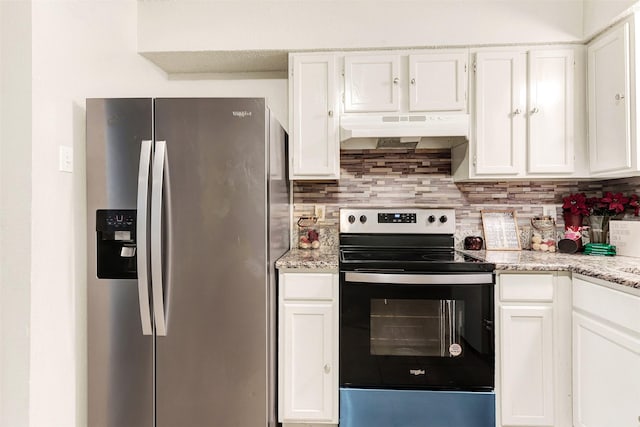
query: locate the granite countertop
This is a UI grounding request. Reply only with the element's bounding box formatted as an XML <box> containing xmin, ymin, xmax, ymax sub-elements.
<box><xmin>275</xmin><ymin>247</ymin><xmax>339</xmax><ymax>270</ymax></box>
<box><xmin>276</xmin><ymin>246</ymin><xmax>640</xmax><ymax>290</ymax></box>
<box><xmin>465</xmin><ymin>249</ymin><xmax>640</xmax><ymax>289</ymax></box>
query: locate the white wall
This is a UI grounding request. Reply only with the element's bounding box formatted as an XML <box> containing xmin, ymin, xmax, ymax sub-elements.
<box><xmin>584</xmin><ymin>0</ymin><xmax>640</xmax><ymax>39</ymax></box>
<box><xmin>26</xmin><ymin>2</ymin><xmax>286</xmax><ymax>426</ymax></box>
<box><xmin>138</xmin><ymin>0</ymin><xmax>585</xmax><ymax>53</ymax></box>
<box><xmin>0</xmin><ymin>1</ymin><xmax>32</xmax><ymax>427</ymax></box>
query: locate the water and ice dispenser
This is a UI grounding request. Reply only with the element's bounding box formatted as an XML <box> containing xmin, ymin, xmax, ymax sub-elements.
<box><xmin>96</xmin><ymin>209</ymin><xmax>137</xmax><ymax>279</ymax></box>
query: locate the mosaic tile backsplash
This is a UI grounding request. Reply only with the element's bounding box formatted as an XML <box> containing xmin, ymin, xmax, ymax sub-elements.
<box><xmin>293</xmin><ymin>149</ymin><xmax>640</xmax><ymax>247</ymax></box>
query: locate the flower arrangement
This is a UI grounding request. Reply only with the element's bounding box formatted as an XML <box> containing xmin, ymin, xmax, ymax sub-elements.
<box><xmin>561</xmin><ymin>192</ymin><xmax>589</xmax><ymax>215</ymax></box>
<box><xmin>562</xmin><ymin>192</ymin><xmax>639</xmax><ymax>217</ymax></box>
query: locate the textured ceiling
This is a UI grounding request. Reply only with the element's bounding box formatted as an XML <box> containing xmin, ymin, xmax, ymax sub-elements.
<box><xmin>140</xmin><ymin>50</ymin><xmax>289</xmax><ymax>77</ymax></box>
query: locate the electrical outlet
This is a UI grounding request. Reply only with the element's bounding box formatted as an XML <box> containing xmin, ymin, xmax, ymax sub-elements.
<box><xmin>542</xmin><ymin>205</ymin><xmax>556</xmax><ymax>218</ymax></box>
<box><xmin>314</xmin><ymin>205</ymin><xmax>326</xmax><ymax>221</ymax></box>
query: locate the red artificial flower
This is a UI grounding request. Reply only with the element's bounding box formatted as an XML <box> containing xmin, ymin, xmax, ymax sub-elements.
<box><xmin>601</xmin><ymin>191</ymin><xmax>629</xmax><ymax>214</ymax></box>
<box><xmin>629</xmin><ymin>194</ymin><xmax>640</xmax><ymax>216</ymax></box>
<box><xmin>562</xmin><ymin>192</ymin><xmax>589</xmax><ymax>215</ymax></box>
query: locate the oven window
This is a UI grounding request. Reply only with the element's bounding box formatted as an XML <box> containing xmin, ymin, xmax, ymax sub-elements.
<box><xmin>370</xmin><ymin>298</ymin><xmax>464</xmax><ymax>357</ymax></box>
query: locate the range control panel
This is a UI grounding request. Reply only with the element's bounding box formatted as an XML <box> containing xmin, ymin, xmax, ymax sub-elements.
<box><xmin>340</xmin><ymin>208</ymin><xmax>456</xmax><ymax>234</ymax></box>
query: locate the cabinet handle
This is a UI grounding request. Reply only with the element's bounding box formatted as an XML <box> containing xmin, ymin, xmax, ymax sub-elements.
<box><xmin>410</xmin><ymin>78</ymin><xmax>416</xmax><ymax>85</ymax></box>
<box><xmin>324</xmin><ymin>364</ymin><xmax>331</xmax><ymax>373</ymax></box>
<box><xmin>615</xmin><ymin>93</ymin><xmax>625</xmax><ymax>100</ymax></box>
<box><xmin>530</xmin><ymin>107</ymin><xmax>539</xmax><ymax>114</ymax></box>
<box><xmin>393</xmin><ymin>77</ymin><xmax>400</xmax><ymax>84</ymax></box>
<box><xmin>513</xmin><ymin>108</ymin><xmax>522</xmax><ymax>115</ymax></box>
<box><xmin>328</xmin><ymin>110</ymin><xmax>333</xmax><ymax>117</ymax></box>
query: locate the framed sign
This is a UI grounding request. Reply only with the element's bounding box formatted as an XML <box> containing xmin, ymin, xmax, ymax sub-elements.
<box><xmin>481</xmin><ymin>210</ymin><xmax>521</xmax><ymax>250</ymax></box>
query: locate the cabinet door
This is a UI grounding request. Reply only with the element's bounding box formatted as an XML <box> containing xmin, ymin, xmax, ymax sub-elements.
<box><xmin>528</xmin><ymin>49</ymin><xmax>575</xmax><ymax>174</ymax></box>
<box><xmin>474</xmin><ymin>51</ymin><xmax>527</xmax><ymax>175</ymax></box>
<box><xmin>289</xmin><ymin>54</ymin><xmax>340</xmax><ymax>180</ymax></box>
<box><xmin>587</xmin><ymin>23</ymin><xmax>632</xmax><ymax>174</ymax></box>
<box><xmin>344</xmin><ymin>54</ymin><xmax>400</xmax><ymax>112</ymax></box>
<box><xmin>280</xmin><ymin>302</ymin><xmax>336</xmax><ymax>423</ymax></box>
<box><xmin>573</xmin><ymin>312</ymin><xmax>640</xmax><ymax>427</ymax></box>
<box><xmin>500</xmin><ymin>306</ymin><xmax>555</xmax><ymax>426</ymax></box>
<box><xmin>409</xmin><ymin>52</ymin><xmax>468</xmax><ymax>112</ymax></box>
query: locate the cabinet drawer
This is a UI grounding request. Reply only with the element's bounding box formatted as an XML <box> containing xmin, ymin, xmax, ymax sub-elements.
<box><xmin>573</xmin><ymin>277</ymin><xmax>640</xmax><ymax>334</ymax></box>
<box><xmin>499</xmin><ymin>273</ymin><xmax>554</xmax><ymax>302</ymax></box>
<box><xmin>282</xmin><ymin>273</ymin><xmax>335</xmax><ymax>301</ymax></box>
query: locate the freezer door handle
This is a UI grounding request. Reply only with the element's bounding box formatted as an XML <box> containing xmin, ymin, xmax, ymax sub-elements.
<box><xmin>136</xmin><ymin>140</ymin><xmax>153</xmax><ymax>335</ymax></box>
<box><xmin>151</xmin><ymin>140</ymin><xmax>168</xmax><ymax>336</ymax></box>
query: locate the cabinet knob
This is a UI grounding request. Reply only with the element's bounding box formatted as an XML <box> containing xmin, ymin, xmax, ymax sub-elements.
<box><xmin>410</xmin><ymin>78</ymin><xmax>416</xmax><ymax>85</ymax></box>
<box><xmin>324</xmin><ymin>364</ymin><xmax>331</xmax><ymax>373</ymax></box>
<box><xmin>615</xmin><ymin>93</ymin><xmax>625</xmax><ymax>101</ymax></box>
<box><xmin>513</xmin><ymin>108</ymin><xmax>522</xmax><ymax>115</ymax></box>
<box><xmin>393</xmin><ymin>77</ymin><xmax>400</xmax><ymax>84</ymax></box>
<box><xmin>531</xmin><ymin>107</ymin><xmax>539</xmax><ymax>114</ymax></box>
<box><xmin>328</xmin><ymin>110</ymin><xmax>333</xmax><ymax>117</ymax></box>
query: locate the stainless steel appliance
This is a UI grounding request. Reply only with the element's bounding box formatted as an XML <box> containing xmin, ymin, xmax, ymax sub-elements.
<box><xmin>338</xmin><ymin>208</ymin><xmax>495</xmax><ymax>427</ymax></box>
<box><xmin>86</xmin><ymin>98</ymin><xmax>289</xmax><ymax>427</ymax></box>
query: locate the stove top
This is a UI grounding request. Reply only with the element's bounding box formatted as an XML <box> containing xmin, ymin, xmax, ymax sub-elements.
<box><xmin>339</xmin><ymin>208</ymin><xmax>495</xmax><ymax>273</ymax></box>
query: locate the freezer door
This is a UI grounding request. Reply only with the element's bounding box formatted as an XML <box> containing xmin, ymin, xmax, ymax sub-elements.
<box><xmin>154</xmin><ymin>98</ymin><xmax>274</xmax><ymax>426</ymax></box>
<box><xmin>86</xmin><ymin>98</ymin><xmax>154</xmax><ymax>427</ymax></box>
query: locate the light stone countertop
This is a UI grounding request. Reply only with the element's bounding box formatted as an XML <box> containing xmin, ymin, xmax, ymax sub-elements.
<box><xmin>275</xmin><ymin>247</ymin><xmax>339</xmax><ymax>271</ymax></box>
<box><xmin>464</xmin><ymin>249</ymin><xmax>640</xmax><ymax>289</ymax></box>
<box><xmin>275</xmin><ymin>246</ymin><xmax>640</xmax><ymax>290</ymax></box>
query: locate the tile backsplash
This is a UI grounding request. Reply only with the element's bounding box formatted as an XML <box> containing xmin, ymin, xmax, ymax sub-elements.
<box><xmin>293</xmin><ymin>149</ymin><xmax>640</xmax><ymax>244</ymax></box>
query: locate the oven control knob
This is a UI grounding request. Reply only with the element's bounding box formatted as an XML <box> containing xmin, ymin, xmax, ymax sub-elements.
<box><xmin>439</xmin><ymin>215</ymin><xmax>448</xmax><ymax>223</ymax></box>
<box><xmin>359</xmin><ymin>215</ymin><xmax>367</xmax><ymax>224</ymax></box>
<box><xmin>428</xmin><ymin>215</ymin><xmax>436</xmax><ymax>223</ymax></box>
<box><xmin>348</xmin><ymin>215</ymin><xmax>356</xmax><ymax>224</ymax></box>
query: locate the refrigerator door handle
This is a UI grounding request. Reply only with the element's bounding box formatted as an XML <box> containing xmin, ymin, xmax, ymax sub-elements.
<box><xmin>151</xmin><ymin>140</ymin><xmax>168</xmax><ymax>336</ymax></box>
<box><xmin>136</xmin><ymin>140</ymin><xmax>153</xmax><ymax>336</ymax></box>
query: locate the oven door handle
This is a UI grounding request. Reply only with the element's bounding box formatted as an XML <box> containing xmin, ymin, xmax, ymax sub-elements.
<box><xmin>344</xmin><ymin>272</ymin><xmax>493</xmax><ymax>285</ymax></box>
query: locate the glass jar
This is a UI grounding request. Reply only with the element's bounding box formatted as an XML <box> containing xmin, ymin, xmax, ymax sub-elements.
<box><xmin>530</xmin><ymin>216</ymin><xmax>557</xmax><ymax>252</ymax></box>
<box><xmin>297</xmin><ymin>216</ymin><xmax>320</xmax><ymax>249</ymax></box>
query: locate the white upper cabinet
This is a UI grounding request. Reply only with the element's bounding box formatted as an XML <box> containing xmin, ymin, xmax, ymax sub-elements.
<box><xmin>587</xmin><ymin>20</ymin><xmax>637</xmax><ymax>175</ymax></box>
<box><xmin>454</xmin><ymin>46</ymin><xmax>582</xmax><ymax>181</ymax></box>
<box><xmin>344</xmin><ymin>54</ymin><xmax>401</xmax><ymax>112</ymax></box>
<box><xmin>289</xmin><ymin>53</ymin><xmax>340</xmax><ymax>180</ymax></box>
<box><xmin>409</xmin><ymin>52</ymin><xmax>468</xmax><ymax>112</ymax></box>
<box><xmin>528</xmin><ymin>49</ymin><xmax>575</xmax><ymax>174</ymax></box>
<box><xmin>473</xmin><ymin>51</ymin><xmax>527</xmax><ymax>176</ymax></box>
<box><xmin>343</xmin><ymin>50</ymin><xmax>469</xmax><ymax>114</ymax></box>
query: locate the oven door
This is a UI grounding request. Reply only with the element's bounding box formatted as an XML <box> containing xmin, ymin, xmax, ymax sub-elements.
<box><xmin>340</xmin><ymin>271</ymin><xmax>494</xmax><ymax>391</ymax></box>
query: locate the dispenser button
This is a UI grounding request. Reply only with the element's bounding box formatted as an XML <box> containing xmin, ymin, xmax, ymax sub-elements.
<box><xmin>120</xmin><ymin>246</ymin><xmax>136</xmax><ymax>257</ymax></box>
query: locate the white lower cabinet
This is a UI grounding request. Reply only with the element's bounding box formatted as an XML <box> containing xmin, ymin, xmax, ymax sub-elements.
<box><xmin>496</xmin><ymin>272</ymin><xmax>572</xmax><ymax>427</ymax></box>
<box><xmin>572</xmin><ymin>275</ymin><xmax>640</xmax><ymax>427</ymax></box>
<box><xmin>278</xmin><ymin>271</ymin><xmax>339</xmax><ymax>426</ymax></box>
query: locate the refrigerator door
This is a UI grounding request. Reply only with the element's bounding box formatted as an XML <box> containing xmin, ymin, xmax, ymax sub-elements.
<box><xmin>153</xmin><ymin>98</ymin><xmax>276</xmax><ymax>426</ymax></box>
<box><xmin>86</xmin><ymin>98</ymin><xmax>154</xmax><ymax>427</ymax></box>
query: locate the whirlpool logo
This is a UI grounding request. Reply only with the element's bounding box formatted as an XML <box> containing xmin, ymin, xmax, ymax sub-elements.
<box><xmin>232</xmin><ymin>111</ymin><xmax>252</xmax><ymax>118</ymax></box>
<box><xmin>409</xmin><ymin>369</ymin><xmax>426</xmax><ymax>376</ymax></box>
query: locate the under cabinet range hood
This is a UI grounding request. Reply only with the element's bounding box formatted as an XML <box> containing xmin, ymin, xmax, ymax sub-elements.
<box><xmin>340</xmin><ymin>114</ymin><xmax>469</xmax><ymax>149</ymax></box>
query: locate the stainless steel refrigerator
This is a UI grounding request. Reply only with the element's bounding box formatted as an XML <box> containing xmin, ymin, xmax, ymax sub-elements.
<box><xmin>86</xmin><ymin>98</ymin><xmax>290</xmax><ymax>427</ymax></box>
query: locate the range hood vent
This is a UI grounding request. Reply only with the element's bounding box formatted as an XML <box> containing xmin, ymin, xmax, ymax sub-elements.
<box><xmin>340</xmin><ymin>114</ymin><xmax>470</xmax><ymax>142</ymax></box>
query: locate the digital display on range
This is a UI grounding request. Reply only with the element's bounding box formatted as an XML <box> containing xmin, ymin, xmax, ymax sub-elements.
<box><xmin>378</xmin><ymin>213</ymin><xmax>417</xmax><ymax>223</ymax></box>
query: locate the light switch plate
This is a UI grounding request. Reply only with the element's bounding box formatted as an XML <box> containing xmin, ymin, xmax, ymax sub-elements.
<box><xmin>59</xmin><ymin>145</ymin><xmax>73</xmax><ymax>173</ymax></box>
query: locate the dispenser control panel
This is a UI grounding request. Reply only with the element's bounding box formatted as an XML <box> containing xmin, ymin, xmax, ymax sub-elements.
<box><xmin>96</xmin><ymin>209</ymin><xmax>137</xmax><ymax>279</ymax></box>
<box><xmin>97</xmin><ymin>210</ymin><xmax>136</xmax><ymax>231</ymax></box>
